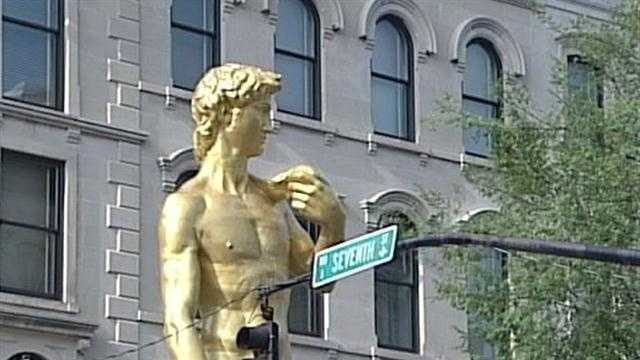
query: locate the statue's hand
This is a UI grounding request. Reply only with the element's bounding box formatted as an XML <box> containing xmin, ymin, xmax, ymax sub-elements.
<box><xmin>270</xmin><ymin>165</ymin><xmax>345</xmax><ymax>230</ymax></box>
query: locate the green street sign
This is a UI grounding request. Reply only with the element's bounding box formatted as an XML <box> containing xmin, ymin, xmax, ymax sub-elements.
<box><xmin>312</xmin><ymin>225</ymin><xmax>398</xmax><ymax>288</ymax></box>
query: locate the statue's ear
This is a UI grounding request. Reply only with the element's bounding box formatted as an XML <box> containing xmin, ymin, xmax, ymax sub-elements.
<box><xmin>224</xmin><ymin>107</ymin><xmax>242</xmax><ymax>132</ymax></box>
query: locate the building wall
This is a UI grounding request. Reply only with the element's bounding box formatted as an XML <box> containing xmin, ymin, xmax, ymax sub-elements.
<box><xmin>0</xmin><ymin>1</ymin><xmax>615</xmax><ymax>360</ymax></box>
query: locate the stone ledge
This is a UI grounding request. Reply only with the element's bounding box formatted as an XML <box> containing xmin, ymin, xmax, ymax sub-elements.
<box><xmin>0</xmin><ymin>311</ymin><xmax>97</xmax><ymax>339</ymax></box>
<box><xmin>0</xmin><ymin>99</ymin><xmax>148</xmax><ymax>143</ymax></box>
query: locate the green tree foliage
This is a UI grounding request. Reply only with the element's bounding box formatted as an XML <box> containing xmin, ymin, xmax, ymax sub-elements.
<box><xmin>435</xmin><ymin>1</ymin><xmax>640</xmax><ymax>359</ymax></box>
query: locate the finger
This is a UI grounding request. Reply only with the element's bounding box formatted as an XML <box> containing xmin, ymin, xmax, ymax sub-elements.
<box><xmin>289</xmin><ymin>168</ymin><xmax>329</xmax><ymax>186</ymax></box>
<box><xmin>290</xmin><ymin>192</ymin><xmax>311</xmax><ymax>203</ymax></box>
<box><xmin>291</xmin><ymin>199</ymin><xmax>307</xmax><ymax>210</ymax></box>
<box><xmin>287</xmin><ymin>182</ymin><xmax>316</xmax><ymax>195</ymax></box>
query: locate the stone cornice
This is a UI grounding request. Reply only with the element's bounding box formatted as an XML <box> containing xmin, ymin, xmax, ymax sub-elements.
<box><xmin>0</xmin><ymin>99</ymin><xmax>148</xmax><ymax>144</ymax></box>
<box><xmin>0</xmin><ymin>311</ymin><xmax>98</xmax><ymax>338</ymax></box>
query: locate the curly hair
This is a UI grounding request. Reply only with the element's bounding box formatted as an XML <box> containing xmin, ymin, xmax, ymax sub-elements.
<box><xmin>191</xmin><ymin>63</ymin><xmax>281</xmax><ymax>162</ymax></box>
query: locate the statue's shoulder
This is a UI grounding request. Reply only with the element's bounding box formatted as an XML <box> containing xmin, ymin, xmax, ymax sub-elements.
<box><xmin>249</xmin><ymin>174</ymin><xmax>287</xmax><ymax>204</ymax></box>
<box><xmin>161</xmin><ymin>189</ymin><xmax>206</xmax><ymax>222</ymax></box>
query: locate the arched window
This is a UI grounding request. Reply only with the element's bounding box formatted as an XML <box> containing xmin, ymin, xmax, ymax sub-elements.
<box><xmin>371</xmin><ymin>16</ymin><xmax>414</xmax><ymax>141</ymax></box>
<box><xmin>275</xmin><ymin>0</ymin><xmax>320</xmax><ymax>119</ymax></box>
<box><xmin>462</xmin><ymin>39</ymin><xmax>501</xmax><ymax>157</ymax></box>
<box><xmin>461</xmin><ymin>211</ymin><xmax>507</xmax><ymax>360</ymax></box>
<box><xmin>9</xmin><ymin>353</ymin><xmax>47</xmax><ymax>360</ymax></box>
<box><xmin>375</xmin><ymin>211</ymin><xmax>418</xmax><ymax>351</ymax></box>
<box><xmin>288</xmin><ymin>215</ymin><xmax>323</xmax><ymax>336</ymax></box>
<box><xmin>171</xmin><ymin>0</ymin><xmax>220</xmax><ymax>90</ymax></box>
<box><xmin>175</xmin><ymin>169</ymin><xmax>198</xmax><ymax>190</ymax></box>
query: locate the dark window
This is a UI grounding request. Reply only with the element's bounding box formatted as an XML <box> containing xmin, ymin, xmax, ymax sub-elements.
<box><xmin>371</xmin><ymin>16</ymin><xmax>414</xmax><ymax>141</ymax></box>
<box><xmin>375</xmin><ymin>211</ymin><xmax>419</xmax><ymax>352</ymax></box>
<box><xmin>463</xmin><ymin>212</ymin><xmax>508</xmax><ymax>360</ymax></box>
<box><xmin>567</xmin><ymin>55</ymin><xmax>603</xmax><ymax>107</ymax></box>
<box><xmin>171</xmin><ymin>0</ymin><xmax>219</xmax><ymax>90</ymax></box>
<box><xmin>9</xmin><ymin>353</ymin><xmax>47</xmax><ymax>360</ymax></box>
<box><xmin>275</xmin><ymin>0</ymin><xmax>320</xmax><ymax>119</ymax></box>
<box><xmin>175</xmin><ymin>169</ymin><xmax>198</xmax><ymax>190</ymax></box>
<box><xmin>463</xmin><ymin>39</ymin><xmax>501</xmax><ymax>157</ymax></box>
<box><xmin>2</xmin><ymin>0</ymin><xmax>63</xmax><ymax>109</ymax></box>
<box><xmin>288</xmin><ymin>216</ymin><xmax>323</xmax><ymax>336</ymax></box>
<box><xmin>0</xmin><ymin>149</ymin><xmax>64</xmax><ymax>299</ymax></box>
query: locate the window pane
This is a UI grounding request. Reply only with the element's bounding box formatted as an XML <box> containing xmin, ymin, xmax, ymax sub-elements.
<box><xmin>275</xmin><ymin>53</ymin><xmax>314</xmax><ymax>116</ymax></box>
<box><xmin>172</xmin><ymin>0</ymin><xmax>214</xmax><ymax>31</ymax></box>
<box><xmin>2</xmin><ymin>22</ymin><xmax>58</xmax><ymax>107</ymax></box>
<box><xmin>375</xmin><ymin>250</ymin><xmax>414</xmax><ymax>284</ymax></box>
<box><xmin>375</xmin><ymin>282</ymin><xmax>415</xmax><ymax>350</ymax></box>
<box><xmin>465</xmin><ymin>42</ymin><xmax>499</xmax><ymax>101</ymax></box>
<box><xmin>0</xmin><ymin>224</ymin><xmax>50</xmax><ymax>295</ymax></box>
<box><xmin>463</xmin><ymin>99</ymin><xmax>496</xmax><ymax>157</ymax></box>
<box><xmin>568</xmin><ymin>59</ymin><xmax>598</xmax><ymax>103</ymax></box>
<box><xmin>288</xmin><ymin>284</ymin><xmax>311</xmax><ymax>333</ymax></box>
<box><xmin>3</xmin><ymin>0</ymin><xmax>59</xmax><ymax>29</ymax></box>
<box><xmin>172</xmin><ymin>28</ymin><xmax>213</xmax><ymax>89</ymax></box>
<box><xmin>372</xmin><ymin>19</ymin><xmax>408</xmax><ymax>80</ymax></box>
<box><xmin>0</xmin><ymin>151</ymin><xmax>56</xmax><ymax>227</ymax></box>
<box><xmin>288</xmin><ymin>217</ymin><xmax>322</xmax><ymax>336</ymax></box>
<box><xmin>372</xmin><ymin>76</ymin><xmax>407</xmax><ymax>138</ymax></box>
<box><xmin>276</xmin><ymin>0</ymin><xmax>315</xmax><ymax>57</ymax></box>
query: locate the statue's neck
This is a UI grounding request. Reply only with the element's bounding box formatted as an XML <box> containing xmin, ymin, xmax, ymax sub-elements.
<box><xmin>201</xmin><ymin>142</ymin><xmax>249</xmax><ymax>195</ymax></box>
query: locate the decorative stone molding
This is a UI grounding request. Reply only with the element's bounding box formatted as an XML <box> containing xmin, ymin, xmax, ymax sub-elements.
<box><xmin>367</xmin><ymin>133</ymin><xmax>377</xmax><ymax>155</ymax></box>
<box><xmin>455</xmin><ymin>208</ymin><xmax>500</xmax><ymax>223</ymax></box>
<box><xmin>0</xmin><ymin>311</ymin><xmax>97</xmax><ymax>339</ymax></box>
<box><xmin>360</xmin><ymin>189</ymin><xmax>430</xmax><ymax>231</ymax></box>
<box><xmin>157</xmin><ymin>147</ymin><xmax>199</xmax><ymax>193</ymax></box>
<box><xmin>450</xmin><ymin>16</ymin><xmax>527</xmax><ymax>77</ymax></box>
<box><xmin>66</xmin><ymin>128</ymin><xmax>81</xmax><ymax>144</ymax></box>
<box><xmin>555</xmin><ymin>33</ymin><xmax>582</xmax><ymax>59</ymax></box>
<box><xmin>105</xmin><ymin>1</ymin><xmax>142</xmax><ymax>343</ymax></box>
<box><xmin>419</xmin><ymin>153</ymin><xmax>430</xmax><ymax>167</ymax></box>
<box><xmin>323</xmin><ymin>132</ymin><xmax>335</xmax><ymax>146</ymax></box>
<box><xmin>358</xmin><ymin>0</ymin><xmax>438</xmax><ymax>60</ymax></box>
<box><xmin>262</xmin><ymin>0</ymin><xmax>343</xmax><ymax>37</ymax></box>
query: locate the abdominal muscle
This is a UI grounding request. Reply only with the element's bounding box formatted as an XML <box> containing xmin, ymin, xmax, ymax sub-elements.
<box><xmin>197</xmin><ymin>261</ymin><xmax>291</xmax><ymax>358</ymax></box>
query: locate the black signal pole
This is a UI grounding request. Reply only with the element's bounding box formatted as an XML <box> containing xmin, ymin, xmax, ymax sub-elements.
<box><xmin>397</xmin><ymin>233</ymin><xmax>640</xmax><ymax>267</ymax></box>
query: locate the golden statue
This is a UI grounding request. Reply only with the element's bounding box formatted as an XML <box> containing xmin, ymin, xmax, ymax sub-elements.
<box><xmin>159</xmin><ymin>63</ymin><xmax>346</xmax><ymax>360</ymax></box>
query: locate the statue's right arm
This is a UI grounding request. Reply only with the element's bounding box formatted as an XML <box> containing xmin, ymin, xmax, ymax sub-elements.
<box><xmin>159</xmin><ymin>193</ymin><xmax>207</xmax><ymax>360</ymax></box>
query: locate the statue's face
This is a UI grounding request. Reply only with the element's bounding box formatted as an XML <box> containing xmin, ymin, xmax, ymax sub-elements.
<box><xmin>225</xmin><ymin>96</ymin><xmax>272</xmax><ymax>158</ymax></box>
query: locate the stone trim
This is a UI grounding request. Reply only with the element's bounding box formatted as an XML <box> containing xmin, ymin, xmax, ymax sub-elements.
<box><xmin>157</xmin><ymin>147</ymin><xmax>199</xmax><ymax>192</ymax></box>
<box><xmin>0</xmin><ymin>133</ymin><xmax>81</xmax><ymax>317</ymax></box>
<box><xmin>358</xmin><ymin>0</ymin><xmax>438</xmax><ymax>61</ymax></box>
<box><xmin>455</xmin><ymin>208</ymin><xmax>500</xmax><ymax>223</ymax></box>
<box><xmin>360</xmin><ymin>189</ymin><xmax>429</xmax><ymax>231</ymax></box>
<box><xmin>261</xmin><ymin>0</ymin><xmax>343</xmax><ymax>37</ymax></box>
<box><xmin>0</xmin><ymin>311</ymin><xmax>97</xmax><ymax>339</ymax></box>
<box><xmin>450</xmin><ymin>16</ymin><xmax>527</xmax><ymax>77</ymax></box>
<box><xmin>0</xmin><ymin>99</ymin><xmax>148</xmax><ymax>143</ymax></box>
<box><xmin>104</xmin><ymin>1</ymin><xmax>142</xmax><ymax>346</ymax></box>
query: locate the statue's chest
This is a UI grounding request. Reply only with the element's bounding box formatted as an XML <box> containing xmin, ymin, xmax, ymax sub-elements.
<box><xmin>197</xmin><ymin>193</ymin><xmax>289</xmax><ymax>262</ymax></box>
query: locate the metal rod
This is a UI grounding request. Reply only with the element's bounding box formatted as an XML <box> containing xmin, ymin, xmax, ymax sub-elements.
<box><xmin>397</xmin><ymin>233</ymin><xmax>640</xmax><ymax>267</ymax></box>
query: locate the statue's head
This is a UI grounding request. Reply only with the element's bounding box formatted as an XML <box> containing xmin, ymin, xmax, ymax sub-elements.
<box><xmin>191</xmin><ymin>63</ymin><xmax>281</xmax><ymax>162</ymax></box>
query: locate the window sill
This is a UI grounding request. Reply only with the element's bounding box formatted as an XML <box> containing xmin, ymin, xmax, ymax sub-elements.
<box><xmin>138</xmin><ymin>81</ymin><xmax>193</xmax><ymax>101</ymax></box>
<box><xmin>289</xmin><ymin>333</ymin><xmax>341</xmax><ymax>351</ymax></box>
<box><xmin>0</xmin><ymin>310</ymin><xmax>97</xmax><ymax>339</ymax></box>
<box><xmin>276</xmin><ymin>111</ymin><xmax>332</xmax><ymax>133</ymax></box>
<box><xmin>0</xmin><ymin>98</ymin><xmax>148</xmax><ymax>143</ymax></box>
<box><xmin>374</xmin><ymin>346</ymin><xmax>422</xmax><ymax>360</ymax></box>
<box><xmin>0</xmin><ymin>291</ymin><xmax>78</xmax><ymax>314</ymax></box>
<box><xmin>461</xmin><ymin>152</ymin><xmax>494</xmax><ymax>168</ymax></box>
<box><xmin>369</xmin><ymin>133</ymin><xmax>422</xmax><ymax>153</ymax></box>
<box><xmin>0</xmin><ymin>292</ymin><xmax>97</xmax><ymax>338</ymax></box>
